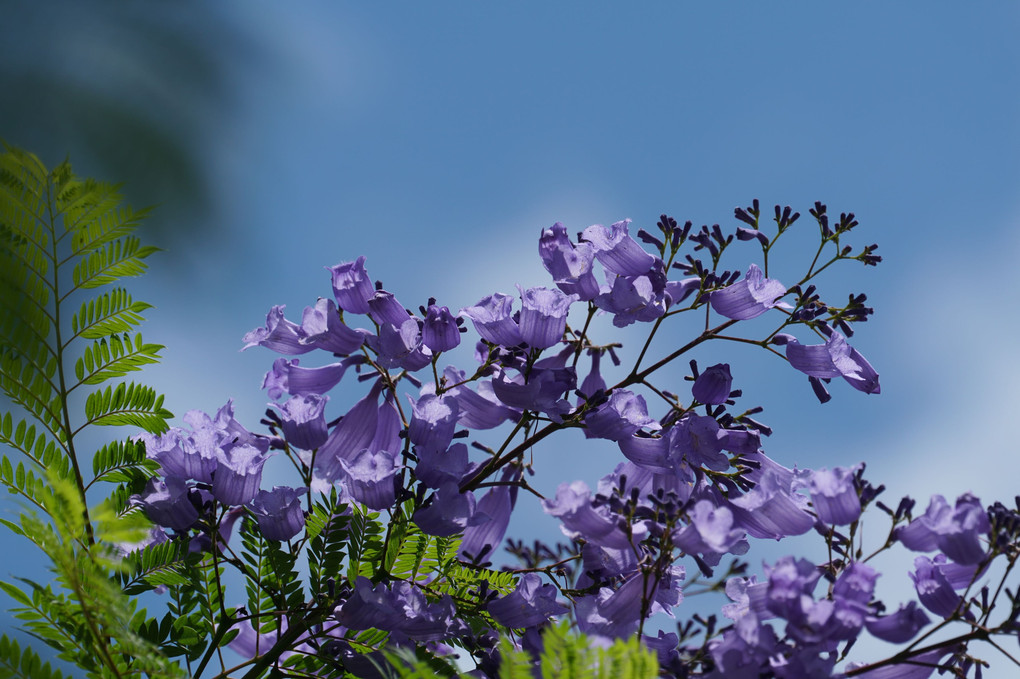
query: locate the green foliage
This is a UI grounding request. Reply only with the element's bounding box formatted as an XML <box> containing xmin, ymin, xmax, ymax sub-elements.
<box><xmin>496</xmin><ymin>622</ymin><xmax>658</xmax><ymax>679</ymax></box>
<box><xmin>346</xmin><ymin>504</ymin><xmax>386</xmax><ymax>582</ymax></box>
<box><xmin>0</xmin><ymin>144</ymin><xmax>177</xmax><ymax>677</ymax></box>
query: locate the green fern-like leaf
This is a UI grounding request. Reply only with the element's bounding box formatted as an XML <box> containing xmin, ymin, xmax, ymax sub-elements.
<box><xmin>0</xmin><ymin>633</ymin><xmax>73</xmax><ymax>679</ymax></box>
<box><xmin>83</xmin><ymin>381</ymin><xmax>172</xmax><ymax>433</ymax></box>
<box><xmin>0</xmin><ymin>145</ymin><xmax>178</xmax><ymax>678</ymax></box>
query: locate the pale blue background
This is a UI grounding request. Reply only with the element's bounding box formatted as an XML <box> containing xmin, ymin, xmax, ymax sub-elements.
<box><xmin>2</xmin><ymin>1</ymin><xmax>1019</xmax><ymax>673</ymax></box>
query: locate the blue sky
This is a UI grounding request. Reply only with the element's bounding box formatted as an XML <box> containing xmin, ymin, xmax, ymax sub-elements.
<box><xmin>4</xmin><ymin>1</ymin><xmax>1020</xmax><ymax>671</ymax></box>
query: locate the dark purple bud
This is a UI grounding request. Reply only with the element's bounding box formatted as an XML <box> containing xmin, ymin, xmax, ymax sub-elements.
<box><xmin>692</xmin><ymin>363</ymin><xmax>732</xmax><ymax>405</ymax></box>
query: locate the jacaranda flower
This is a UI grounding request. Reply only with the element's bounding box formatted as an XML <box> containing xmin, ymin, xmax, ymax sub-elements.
<box><xmin>710</xmin><ymin>263</ymin><xmax>787</xmax><ymax>320</ymax></box>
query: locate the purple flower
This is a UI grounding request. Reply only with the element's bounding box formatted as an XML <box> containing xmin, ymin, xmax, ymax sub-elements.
<box><xmin>315</xmin><ymin>384</ymin><xmax>383</xmax><ymax>482</ymax></box>
<box><xmin>487</xmin><ymin>573</ymin><xmax>568</xmax><ymax>628</ymax></box>
<box><xmin>339</xmin><ymin>449</ymin><xmax>400</xmax><ymax>510</ymax></box>
<box><xmin>728</xmin><ymin>469</ymin><xmax>815</xmax><ymax>540</ymax></box>
<box><xmin>408</xmin><ymin>393</ymin><xmax>459</xmax><ymax>454</ymax></box>
<box><xmin>250</xmin><ymin>486</ymin><xmax>306</xmax><ymax>541</ymax></box>
<box><xmin>538</xmin><ymin>222</ymin><xmax>600</xmax><ymax>301</ymax></box>
<box><xmin>439</xmin><ymin>367</ymin><xmax>515</xmax><ymax>430</ymax></box>
<box><xmin>273</xmin><ymin>394</ymin><xmax>329</xmax><ymax>450</ymax></box>
<box><xmin>710</xmin><ymin>263</ymin><xmax>787</xmax><ymax>320</ymax></box>
<box><xmin>692</xmin><ymin>363</ymin><xmax>733</xmax><ymax>405</ymax></box>
<box><xmin>133</xmin><ymin>477</ymin><xmax>199</xmax><ymax>531</ymax></box>
<box><xmin>807</xmin><ymin>465</ymin><xmax>862</xmax><ymax>526</ymax></box>
<box><xmin>327</xmin><ymin>256</ymin><xmax>374</xmax><ymax>315</ymax></box>
<box><xmin>896</xmin><ymin>493</ymin><xmax>990</xmax><ymax>565</ymax></box>
<box><xmin>584</xmin><ymin>390</ymin><xmax>659</xmax><ymax>441</ymax></box>
<box><xmin>373</xmin><ymin>318</ymin><xmax>432</xmax><ymax>371</ymax></box>
<box><xmin>413</xmin><ymin>482</ymin><xmax>476</xmax><ymax>537</ymax></box>
<box><xmin>542</xmin><ymin>481</ymin><xmax>631</xmax><ymax>550</ymax></box>
<box><xmin>517</xmin><ymin>286</ymin><xmax>576</xmax><ymax>349</ymax></box>
<box><xmin>422</xmin><ymin>304</ymin><xmax>461</xmax><ymax>352</ymax></box>
<box><xmin>778</xmin><ymin>329</ymin><xmax>881</xmax><ymax>395</ymax></box>
<box><xmin>864</xmin><ymin>601</ymin><xmax>930</xmax><ymax>644</ymax></box>
<box><xmin>491</xmin><ymin>365</ymin><xmax>576</xmax><ymax>419</ymax></box>
<box><xmin>460</xmin><ymin>293</ymin><xmax>523</xmax><ymax>347</ymax></box>
<box><xmin>674</xmin><ymin>414</ymin><xmax>729</xmax><ymax>472</ymax></box>
<box><xmin>415</xmin><ymin>441</ymin><xmax>472</xmax><ymax>489</ymax></box>
<box><xmin>593</xmin><ymin>271</ymin><xmax>668</xmax><ymax>327</ymax></box>
<box><xmin>672</xmin><ymin>499</ymin><xmax>748</xmax><ymax>565</ymax></box>
<box><xmin>581</xmin><ymin>219</ymin><xmax>657</xmax><ymax>276</ymax></box>
<box><xmin>458</xmin><ymin>475</ymin><xmax>515</xmax><ymax>562</ymax></box>
<box><xmin>241</xmin><ymin>305</ymin><xmax>314</xmax><ymax>355</ymax></box>
<box><xmin>298</xmin><ymin>298</ymin><xmax>365</xmax><ymax>354</ymax></box>
<box><xmin>335</xmin><ymin>576</ymin><xmax>407</xmax><ymax>631</ymax></box>
<box><xmin>213</xmin><ymin>443</ymin><xmax>272</xmax><ymax>506</ymax></box>
<box><xmin>909</xmin><ymin>554</ymin><xmax>966</xmax><ymax>618</ymax></box>
<box><xmin>365</xmin><ymin>289</ymin><xmax>410</xmax><ymax>327</ymax></box>
<box><xmin>261</xmin><ymin>357</ymin><xmax>354</xmax><ymax>400</ymax></box>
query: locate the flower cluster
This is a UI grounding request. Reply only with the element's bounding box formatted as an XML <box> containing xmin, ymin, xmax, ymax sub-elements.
<box><xmin>128</xmin><ymin>202</ymin><xmax>1019</xmax><ymax>678</ymax></box>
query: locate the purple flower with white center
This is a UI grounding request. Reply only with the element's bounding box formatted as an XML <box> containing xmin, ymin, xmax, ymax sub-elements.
<box><xmin>692</xmin><ymin>363</ymin><xmax>733</xmax><ymax>405</ymax></box>
<box><xmin>584</xmin><ymin>390</ymin><xmax>659</xmax><ymax>441</ymax></box>
<box><xmin>909</xmin><ymin>554</ymin><xmax>966</xmax><ymax>618</ymax></box>
<box><xmin>517</xmin><ymin>285</ymin><xmax>576</xmax><ymax>349</ymax></box>
<box><xmin>487</xmin><ymin>573</ymin><xmax>568</xmax><ymax>629</ymax></box>
<box><xmin>327</xmin><ymin>256</ymin><xmax>374</xmax><ymax>315</ymax></box>
<box><xmin>314</xmin><ymin>384</ymin><xmax>383</xmax><ymax>482</ymax></box>
<box><xmin>133</xmin><ymin>477</ymin><xmax>199</xmax><ymax>531</ymax></box>
<box><xmin>241</xmin><ymin>305</ymin><xmax>314</xmax><ymax>355</ymax></box>
<box><xmin>460</xmin><ymin>293</ymin><xmax>524</xmax><ymax>347</ymax></box>
<box><xmin>864</xmin><ymin>601</ymin><xmax>930</xmax><ymax>643</ymax></box>
<box><xmin>808</xmin><ymin>465</ymin><xmax>862</xmax><ymax>526</ymax></box>
<box><xmin>273</xmin><ymin>394</ymin><xmax>329</xmax><ymax>450</ymax></box>
<box><xmin>213</xmin><ymin>443</ymin><xmax>272</xmax><ymax>506</ymax></box>
<box><xmin>298</xmin><ymin>298</ymin><xmax>365</xmax><ymax>354</ymax></box>
<box><xmin>249</xmin><ymin>486</ymin><xmax>306</xmax><ymax>541</ymax></box>
<box><xmin>581</xmin><ymin>219</ymin><xmax>657</xmax><ymax>276</ymax></box>
<box><xmin>777</xmin><ymin>329</ymin><xmax>881</xmax><ymax>395</ymax></box>
<box><xmin>422</xmin><ymin>304</ymin><xmax>460</xmax><ymax>352</ymax></box>
<box><xmin>709</xmin><ymin>263</ymin><xmax>787</xmax><ymax>320</ymax></box>
<box><xmin>413</xmin><ymin>482</ymin><xmax>476</xmax><ymax>537</ymax></box>
<box><xmin>578</xmin><ymin>566</ymin><xmax>685</xmax><ymax>638</ymax></box>
<box><xmin>542</xmin><ymin>481</ymin><xmax>631</xmax><ymax>550</ymax></box>
<box><xmin>593</xmin><ymin>271</ymin><xmax>667</xmax><ymax>327</ymax></box>
<box><xmin>261</xmin><ymin>357</ymin><xmax>353</xmax><ymax>400</ymax></box>
<box><xmin>408</xmin><ymin>393</ymin><xmax>459</xmax><ymax>454</ymax></box>
<box><xmin>673</xmin><ymin>499</ymin><xmax>749</xmax><ymax>566</ymax></box>
<box><xmin>728</xmin><ymin>469</ymin><xmax>815</xmax><ymax>540</ymax></box>
<box><xmin>538</xmin><ymin>222</ymin><xmax>600</xmax><ymax>301</ymax></box>
<box><xmin>339</xmin><ymin>448</ymin><xmax>400</xmax><ymax>510</ymax></box>
<box><xmin>896</xmin><ymin>493</ymin><xmax>990</xmax><ymax>565</ymax></box>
